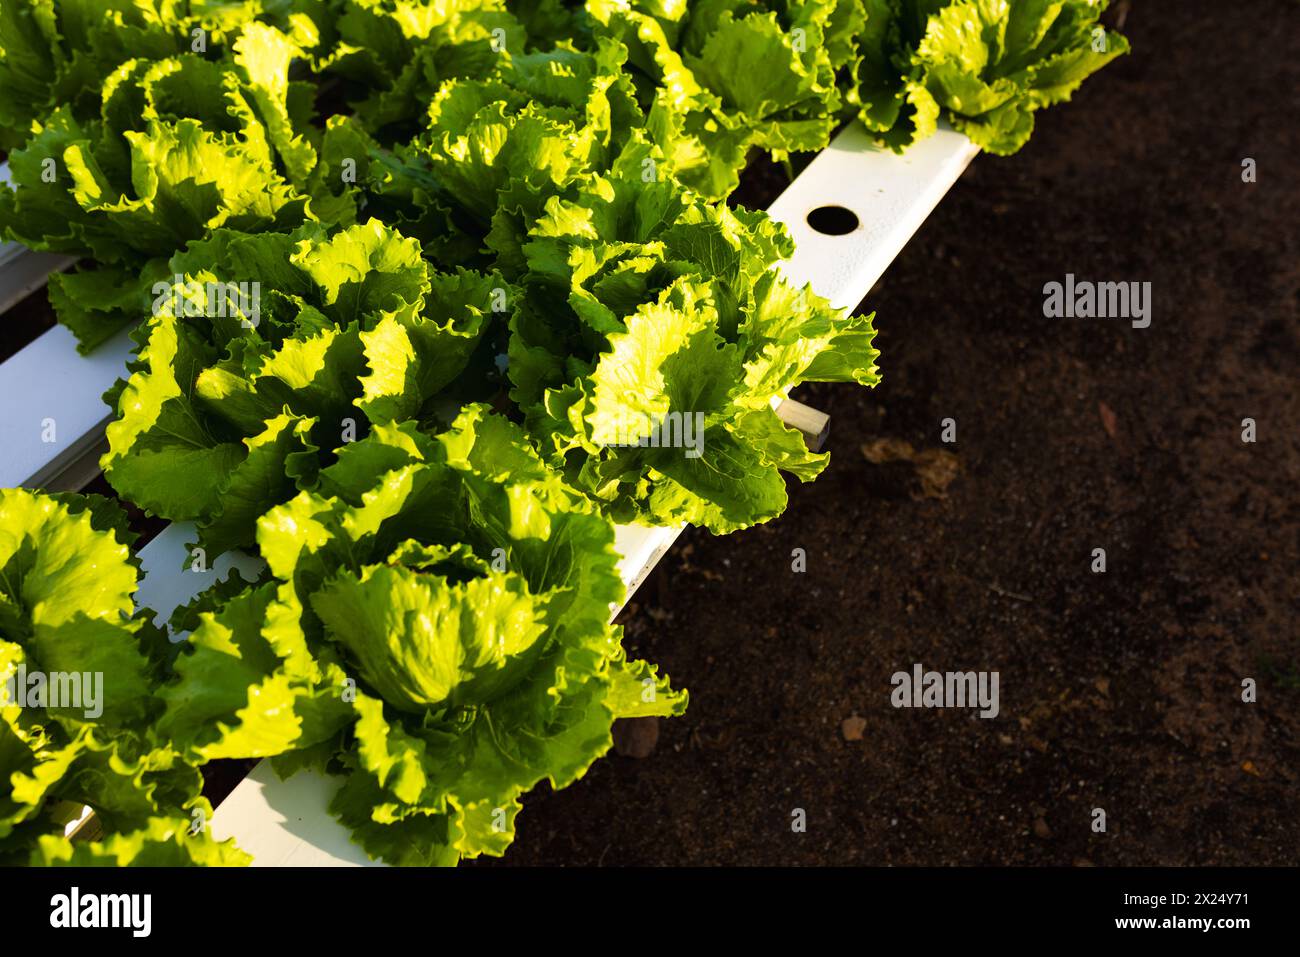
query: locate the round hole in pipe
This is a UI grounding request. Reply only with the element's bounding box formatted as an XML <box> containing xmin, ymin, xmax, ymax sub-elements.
<box><xmin>806</xmin><ymin>205</ymin><xmax>860</xmax><ymax>236</ymax></box>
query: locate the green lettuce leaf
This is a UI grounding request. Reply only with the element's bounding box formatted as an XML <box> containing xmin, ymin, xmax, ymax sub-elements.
<box><xmin>854</xmin><ymin>0</ymin><xmax>1128</xmax><ymax>153</ymax></box>
<box><xmin>102</xmin><ymin>220</ymin><xmax>504</xmax><ymax>556</ymax></box>
<box><xmin>33</xmin><ymin>815</ymin><xmax>251</xmax><ymax>866</ymax></box>
<box><xmin>158</xmin><ymin>406</ymin><xmax>684</xmax><ymax>865</ymax></box>
<box><xmin>0</xmin><ymin>489</ymin><xmax>243</xmax><ymax>867</ymax></box>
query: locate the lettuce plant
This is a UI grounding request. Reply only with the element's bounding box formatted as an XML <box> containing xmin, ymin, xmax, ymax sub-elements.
<box><xmin>318</xmin><ymin>0</ymin><xmax>528</xmax><ymax>134</ymax></box>
<box><xmin>584</xmin><ymin>0</ymin><xmax>867</xmax><ymax>198</ymax></box>
<box><xmin>0</xmin><ymin>489</ymin><xmax>247</xmax><ymax>866</ymax></box>
<box><xmin>508</xmin><ymin>135</ymin><xmax>879</xmax><ymax>531</ymax></box>
<box><xmin>853</xmin><ymin>0</ymin><xmax>1129</xmax><ymax>153</ymax></box>
<box><xmin>0</xmin><ymin>0</ymin><xmax>335</xmax><ymax>151</ymax></box>
<box><xmin>0</xmin><ymin>22</ymin><xmax>363</xmax><ymax>351</ymax></box>
<box><xmin>102</xmin><ymin>219</ymin><xmax>506</xmax><ymax>553</ymax></box>
<box><xmin>157</xmin><ymin>407</ymin><xmax>684</xmax><ymax>865</ymax></box>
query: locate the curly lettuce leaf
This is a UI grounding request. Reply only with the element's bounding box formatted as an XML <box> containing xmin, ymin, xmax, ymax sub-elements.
<box><xmin>854</xmin><ymin>0</ymin><xmax>1128</xmax><ymax>153</ymax></box>
<box><xmin>101</xmin><ymin>220</ymin><xmax>503</xmax><ymax>556</ymax></box>
<box><xmin>33</xmin><ymin>815</ymin><xmax>250</xmax><ymax>866</ymax></box>
<box><xmin>158</xmin><ymin>406</ymin><xmax>683</xmax><ymax>865</ymax></box>
<box><xmin>0</xmin><ymin>489</ymin><xmax>236</xmax><ymax>866</ymax></box>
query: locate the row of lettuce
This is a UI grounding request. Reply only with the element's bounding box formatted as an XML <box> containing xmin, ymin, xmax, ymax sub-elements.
<box><xmin>0</xmin><ymin>1</ymin><xmax>1130</xmax><ymax>191</ymax></box>
<box><xmin>0</xmin><ymin>0</ymin><xmax>1126</xmax><ymax>865</ymax></box>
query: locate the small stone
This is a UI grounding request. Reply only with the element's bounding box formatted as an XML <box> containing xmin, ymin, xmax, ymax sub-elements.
<box><xmin>841</xmin><ymin>715</ymin><xmax>867</xmax><ymax>741</ymax></box>
<box><xmin>1098</xmin><ymin>400</ymin><xmax>1119</xmax><ymax>440</ymax></box>
<box><xmin>612</xmin><ymin>717</ymin><xmax>660</xmax><ymax>758</ymax></box>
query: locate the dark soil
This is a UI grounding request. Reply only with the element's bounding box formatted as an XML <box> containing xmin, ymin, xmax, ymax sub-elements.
<box><xmin>477</xmin><ymin>0</ymin><xmax>1300</xmax><ymax>866</ymax></box>
<box><xmin>0</xmin><ymin>285</ymin><xmax>54</xmax><ymax>364</ymax></box>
